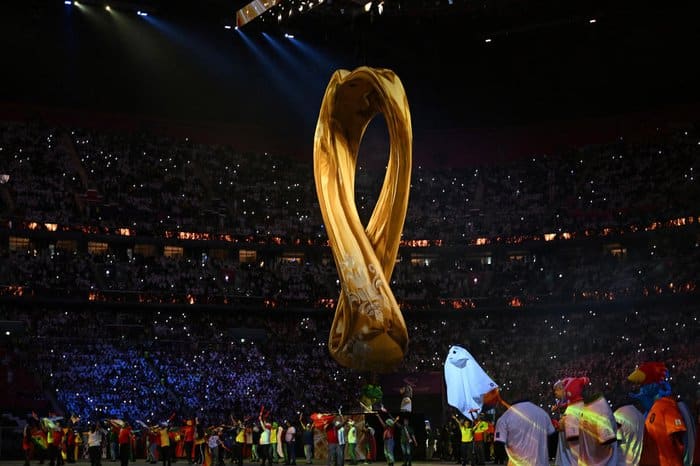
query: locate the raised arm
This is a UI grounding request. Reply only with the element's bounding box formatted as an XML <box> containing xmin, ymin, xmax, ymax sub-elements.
<box><xmin>299</xmin><ymin>415</ymin><xmax>310</xmax><ymax>431</ymax></box>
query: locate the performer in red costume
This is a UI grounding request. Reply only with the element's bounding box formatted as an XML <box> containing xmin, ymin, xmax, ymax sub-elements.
<box><xmin>552</xmin><ymin>377</ymin><xmax>588</xmax><ymax>466</ymax></box>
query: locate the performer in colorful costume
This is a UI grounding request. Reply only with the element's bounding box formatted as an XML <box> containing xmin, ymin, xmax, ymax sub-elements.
<box><xmin>399</xmin><ymin>384</ymin><xmax>413</xmax><ymax>413</ymax></box>
<box><xmin>552</xmin><ymin>377</ymin><xmax>588</xmax><ymax>466</ymax></box>
<box><xmin>578</xmin><ymin>386</ymin><xmax>621</xmax><ymax>466</ymax></box>
<box><xmin>627</xmin><ymin>361</ymin><xmax>695</xmax><ymax>466</ymax></box>
<box><xmin>359</xmin><ymin>384</ymin><xmax>383</xmax><ymax>413</ymax></box>
<box><xmin>444</xmin><ymin>345</ymin><xmax>554</xmax><ymax>466</ymax></box>
<box><xmin>444</xmin><ymin>345</ymin><xmax>498</xmax><ymax>416</ymax></box>
<box><xmin>613</xmin><ymin>400</ymin><xmax>645</xmax><ymax>466</ymax></box>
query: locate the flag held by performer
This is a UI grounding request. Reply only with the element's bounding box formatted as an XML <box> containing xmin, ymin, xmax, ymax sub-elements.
<box><xmin>310</xmin><ymin>413</ymin><xmax>336</xmax><ymax>429</ymax></box>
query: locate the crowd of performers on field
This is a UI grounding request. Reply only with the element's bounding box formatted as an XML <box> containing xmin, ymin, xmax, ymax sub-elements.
<box><xmin>20</xmin><ymin>405</ymin><xmax>391</xmax><ymax>466</ymax></box>
<box><xmin>21</xmin><ymin>359</ymin><xmax>700</xmax><ymax>466</ymax></box>
<box><xmin>22</xmin><ymin>409</ymin><xmax>308</xmax><ymax>466</ymax></box>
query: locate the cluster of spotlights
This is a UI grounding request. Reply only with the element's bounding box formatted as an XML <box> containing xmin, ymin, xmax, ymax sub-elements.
<box><xmin>280</xmin><ymin>0</ymin><xmax>321</xmax><ymax>22</ymax></box>
<box><xmin>64</xmin><ymin>0</ymin><xmax>598</xmax><ymax>37</ymax></box>
<box><xmin>63</xmin><ymin>1</ymin><xmax>149</xmax><ymax>16</ymax></box>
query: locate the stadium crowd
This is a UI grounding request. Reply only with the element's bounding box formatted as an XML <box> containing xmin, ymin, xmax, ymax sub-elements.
<box><xmin>1</xmin><ymin>121</ymin><xmax>699</xmax><ymax>309</ymax></box>
<box><xmin>1</xmin><ymin>120</ymin><xmax>698</xmax><ymax>241</ymax></box>
<box><xmin>1</xmin><ymin>299</ymin><xmax>698</xmax><ymax>427</ymax></box>
<box><xmin>0</xmin><ymin>119</ymin><xmax>698</xmax><ymax>464</ymax></box>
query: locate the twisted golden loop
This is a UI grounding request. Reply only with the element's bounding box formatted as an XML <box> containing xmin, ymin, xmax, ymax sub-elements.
<box><xmin>313</xmin><ymin>67</ymin><xmax>412</xmax><ymax>373</ymax></box>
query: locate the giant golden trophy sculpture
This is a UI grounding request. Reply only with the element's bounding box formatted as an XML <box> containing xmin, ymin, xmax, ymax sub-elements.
<box><xmin>313</xmin><ymin>67</ymin><xmax>412</xmax><ymax>373</ymax></box>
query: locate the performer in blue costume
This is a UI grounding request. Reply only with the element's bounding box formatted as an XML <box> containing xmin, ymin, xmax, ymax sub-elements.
<box><xmin>627</xmin><ymin>362</ymin><xmax>695</xmax><ymax>466</ymax></box>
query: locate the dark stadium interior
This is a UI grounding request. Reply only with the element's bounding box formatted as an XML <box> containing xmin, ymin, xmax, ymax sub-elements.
<box><xmin>1</xmin><ymin>0</ymin><xmax>699</xmax><ymax>465</ymax></box>
<box><xmin>3</xmin><ymin>0</ymin><xmax>700</xmax><ymax>159</ymax></box>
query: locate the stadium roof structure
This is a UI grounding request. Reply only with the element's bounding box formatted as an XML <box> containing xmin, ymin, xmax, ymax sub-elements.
<box><xmin>19</xmin><ymin>0</ymin><xmax>694</xmax><ymax>48</ymax></box>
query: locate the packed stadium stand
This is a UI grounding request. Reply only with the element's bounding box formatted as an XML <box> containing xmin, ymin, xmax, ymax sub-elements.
<box><xmin>1</xmin><ymin>121</ymin><xmax>698</xmax><ymax>457</ymax></box>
